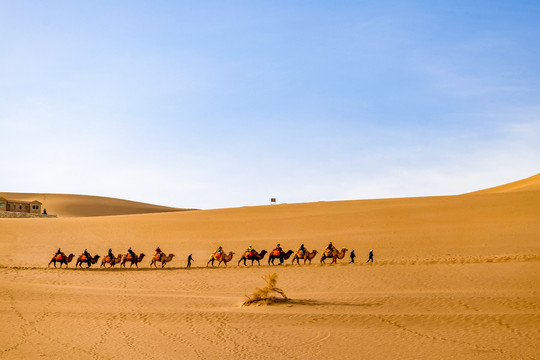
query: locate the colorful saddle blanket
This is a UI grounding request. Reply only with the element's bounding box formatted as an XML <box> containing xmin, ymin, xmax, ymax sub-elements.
<box><xmin>105</xmin><ymin>256</ymin><xmax>111</xmax><ymax>262</ymax></box>
<box><xmin>55</xmin><ymin>255</ymin><xmax>63</xmax><ymax>261</ymax></box>
<box><xmin>215</xmin><ymin>252</ymin><xmax>222</xmax><ymax>258</ymax></box>
<box><xmin>272</xmin><ymin>250</ymin><xmax>282</xmax><ymax>256</ymax></box>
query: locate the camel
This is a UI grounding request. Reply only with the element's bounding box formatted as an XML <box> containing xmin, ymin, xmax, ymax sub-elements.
<box><xmin>121</xmin><ymin>253</ymin><xmax>146</xmax><ymax>268</ymax></box>
<box><xmin>207</xmin><ymin>251</ymin><xmax>235</xmax><ymax>267</ymax></box>
<box><xmin>320</xmin><ymin>248</ymin><xmax>348</xmax><ymax>264</ymax></box>
<box><xmin>48</xmin><ymin>253</ymin><xmax>74</xmax><ymax>268</ymax></box>
<box><xmin>100</xmin><ymin>254</ymin><xmax>123</xmax><ymax>268</ymax></box>
<box><xmin>150</xmin><ymin>253</ymin><xmax>175</xmax><ymax>268</ymax></box>
<box><xmin>75</xmin><ymin>254</ymin><xmax>100</xmax><ymax>268</ymax></box>
<box><xmin>238</xmin><ymin>250</ymin><xmax>267</xmax><ymax>266</ymax></box>
<box><xmin>291</xmin><ymin>249</ymin><xmax>318</xmax><ymax>265</ymax></box>
<box><xmin>268</xmin><ymin>250</ymin><xmax>294</xmax><ymax>265</ymax></box>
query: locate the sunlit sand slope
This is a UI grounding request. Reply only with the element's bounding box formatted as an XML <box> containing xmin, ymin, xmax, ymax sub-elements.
<box><xmin>469</xmin><ymin>173</ymin><xmax>540</xmax><ymax>194</ymax></box>
<box><xmin>0</xmin><ymin>174</ymin><xmax>538</xmax><ymax>359</ymax></box>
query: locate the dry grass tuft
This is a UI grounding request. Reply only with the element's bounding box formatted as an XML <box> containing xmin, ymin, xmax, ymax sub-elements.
<box><xmin>243</xmin><ymin>273</ymin><xmax>288</xmax><ymax>306</ymax></box>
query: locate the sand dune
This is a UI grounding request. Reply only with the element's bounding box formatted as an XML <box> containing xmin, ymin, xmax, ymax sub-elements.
<box><xmin>0</xmin><ymin>192</ymin><xmax>188</xmax><ymax>217</ymax></box>
<box><xmin>468</xmin><ymin>172</ymin><xmax>540</xmax><ymax>194</ymax></box>
<box><xmin>1</xmin><ymin>174</ymin><xmax>539</xmax><ymax>359</ymax></box>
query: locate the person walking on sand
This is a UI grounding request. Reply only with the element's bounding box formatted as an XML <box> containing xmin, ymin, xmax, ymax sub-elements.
<box><xmin>187</xmin><ymin>254</ymin><xmax>194</xmax><ymax>268</ymax></box>
<box><xmin>366</xmin><ymin>249</ymin><xmax>374</xmax><ymax>263</ymax></box>
<box><xmin>349</xmin><ymin>250</ymin><xmax>356</xmax><ymax>264</ymax></box>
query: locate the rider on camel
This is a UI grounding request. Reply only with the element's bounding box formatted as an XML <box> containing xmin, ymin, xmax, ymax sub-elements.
<box><xmin>273</xmin><ymin>243</ymin><xmax>283</xmax><ymax>255</ymax></box>
<box><xmin>56</xmin><ymin>248</ymin><xmax>63</xmax><ymax>256</ymax></box>
<box><xmin>298</xmin><ymin>243</ymin><xmax>305</xmax><ymax>256</ymax></box>
<box><xmin>246</xmin><ymin>245</ymin><xmax>254</xmax><ymax>256</ymax></box>
<box><xmin>107</xmin><ymin>248</ymin><xmax>113</xmax><ymax>258</ymax></box>
<box><xmin>216</xmin><ymin>246</ymin><xmax>223</xmax><ymax>257</ymax></box>
<box><xmin>325</xmin><ymin>242</ymin><xmax>335</xmax><ymax>255</ymax></box>
<box><xmin>83</xmin><ymin>248</ymin><xmax>90</xmax><ymax>259</ymax></box>
<box><xmin>127</xmin><ymin>247</ymin><xmax>135</xmax><ymax>259</ymax></box>
<box><xmin>155</xmin><ymin>246</ymin><xmax>162</xmax><ymax>260</ymax></box>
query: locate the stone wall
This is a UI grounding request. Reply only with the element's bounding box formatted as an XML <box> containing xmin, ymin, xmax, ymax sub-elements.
<box><xmin>0</xmin><ymin>211</ymin><xmax>57</xmax><ymax>219</ymax></box>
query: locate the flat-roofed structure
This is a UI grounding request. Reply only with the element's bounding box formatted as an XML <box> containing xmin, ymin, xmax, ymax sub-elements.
<box><xmin>0</xmin><ymin>197</ymin><xmax>42</xmax><ymax>214</ymax></box>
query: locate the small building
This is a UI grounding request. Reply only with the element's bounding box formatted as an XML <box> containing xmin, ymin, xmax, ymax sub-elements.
<box><xmin>0</xmin><ymin>197</ymin><xmax>42</xmax><ymax>214</ymax></box>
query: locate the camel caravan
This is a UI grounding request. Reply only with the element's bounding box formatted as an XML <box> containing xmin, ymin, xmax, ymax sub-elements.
<box><xmin>48</xmin><ymin>242</ymin><xmax>369</xmax><ymax>269</ymax></box>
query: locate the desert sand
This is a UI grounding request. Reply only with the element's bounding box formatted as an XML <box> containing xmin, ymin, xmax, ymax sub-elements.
<box><xmin>1</xmin><ymin>174</ymin><xmax>539</xmax><ymax>359</ymax></box>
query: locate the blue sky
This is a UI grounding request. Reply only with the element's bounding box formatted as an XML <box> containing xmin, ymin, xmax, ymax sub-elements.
<box><xmin>1</xmin><ymin>1</ymin><xmax>539</xmax><ymax>209</ymax></box>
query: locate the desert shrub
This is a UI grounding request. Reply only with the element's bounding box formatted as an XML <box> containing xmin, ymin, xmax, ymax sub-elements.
<box><xmin>242</xmin><ymin>273</ymin><xmax>288</xmax><ymax>306</ymax></box>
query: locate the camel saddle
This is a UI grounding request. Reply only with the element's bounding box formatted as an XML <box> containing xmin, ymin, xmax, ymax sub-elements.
<box><xmin>324</xmin><ymin>249</ymin><xmax>333</xmax><ymax>257</ymax></box>
<box><xmin>81</xmin><ymin>255</ymin><xmax>87</xmax><ymax>261</ymax></box>
<box><xmin>126</xmin><ymin>254</ymin><xmax>133</xmax><ymax>260</ymax></box>
<box><xmin>297</xmin><ymin>250</ymin><xmax>304</xmax><ymax>257</ymax></box>
<box><xmin>105</xmin><ymin>256</ymin><xmax>111</xmax><ymax>262</ymax></box>
<box><xmin>215</xmin><ymin>252</ymin><xmax>222</xmax><ymax>258</ymax></box>
<box><xmin>246</xmin><ymin>251</ymin><xmax>256</xmax><ymax>259</ymax></box>
<box><xmin>272</xmin><ymin>250</ymin><xmax>282</xmax><ymax>256</ymax></box>
<box><xmin>55</xmin><ymin>254</ymin><xmax>63</xmax><ymax>261</ymax></box>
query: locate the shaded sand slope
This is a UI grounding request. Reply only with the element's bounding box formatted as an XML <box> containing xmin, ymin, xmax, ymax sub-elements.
<box><xmin>0</xmin><ymin>192</ymin><xmax>187</xmax><ymax>217</ymax></box>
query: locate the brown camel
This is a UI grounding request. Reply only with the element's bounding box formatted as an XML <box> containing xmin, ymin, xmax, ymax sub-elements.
<box><xmin>100</xmin><ymin>254</ymin><xmax>123</xmax><ymax>268</ymax></box>
<box><xmin>291</xmin><ymin>249</ymin><xmax>318</xmax><ymax>265</ymax></box>
<box><xmin>320</xmin><ymin>247</ymin><xmax>348</xmax><ymax>264</ymax></box>
<box><xmin>75</xmin><ymin>254</ymin><xmax>100</xmax><ymax>268</ymax></box>
<box><xmin>150</xmin><ymin>253</ymin><xmax>175</xmax><ymax>268</ymax></box>
<box><xmin>268</xmin><ymin>249</ymin><xmax>294</xmax><ymax>265</ymax></box>
<box><xmin>238</xmin><ymin>250</ymin><xmax>267</xmax><ymax>266</ymax></box>
<box><xmin>48</xmin><ymin>253</ymin><xmax>74</xmax><ymax>268</ymax></box>
<box><xmin>207</xmin><ymin>251</ymin><xmax>235</xmax><ymax>267</ymax></box>
<box><xmin>121</xmin><ymin>253</ymin><xmax>146</xmax><ymax>268</ymax></box>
